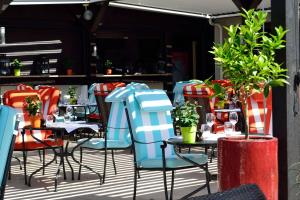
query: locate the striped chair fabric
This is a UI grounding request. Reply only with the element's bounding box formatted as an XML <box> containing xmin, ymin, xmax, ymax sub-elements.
<box><xmin>173</xmin><ymin>80</ymin><xmax>204</xmax><ymax>106</ymax></box>
<box><xmin>87</xmin><ymin>82</ymin><xmax>125</xmax><ymax>121</ymax></box>
<box><xmin>183</xmin><ymin>82</ymin><xmax>273</xmax><ymax>134</ymax></box>
<box><xmin>183</xmin><ymin>83</ymin><xmax>226</xmax><ymax>132</ymax></box>
<box><xmin>125</xmin><ymin>89</ymin><xmax>208</xmax><ymax>168</ymax></box>
<box><xmin>3</xmin><ymin>90</ymin><xmax>63</xmax><ymax>150</ymax></box>
<box><xmin>0</xmin><ymin>106</ymin><xmax>17</xmax><ymax>199</ymax></box>
<box><xmin>247</xmin><ymin>90</ymin><xmax>272</xmax><ymax>134</ymax></box>
<box><xmin>37</xmin><ymin>86</ymin><xmax>60</xmax><ymax>120</ymax></box>
<box><xmin>80</xmin><ymin>83</ymin><xmax>149</xmax><ymax>149</ymax></box>
<box><xmin>16</xmin><ymin>84</ymin><xmax>33</xmax><ymax>91</ymax></box>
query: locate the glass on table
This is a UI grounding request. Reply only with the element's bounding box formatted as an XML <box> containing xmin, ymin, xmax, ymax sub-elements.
<box><xmin>200</xmin><ymin>124</ymin><xmax>211</xmax><ymax>139</ymax></box>
<box><xmin>46</xmin><ymin>115</ymin><xmax>54</xmax><ymax>126</ymax></box>
<box><xmin>224</xmin><ymin>122</ymin><xmax>233</xmax><ymax>136</ymax></box>
<box><xmin>64</xmin><ymin>106</ymin><xmax>73</xmax><ymax>122</ymax></box>
<box><xmin>229</xmin><ymin>111</ymin><xmax>238</xmax><ymax>132</ymax></box>
<box><xmin>206</xmin><ymin>113</ymin><xmax>215</xmax><ymax>133</ymax></box>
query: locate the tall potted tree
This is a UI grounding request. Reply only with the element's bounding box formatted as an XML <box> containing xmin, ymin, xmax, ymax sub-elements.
<box><xmin>210</xmin><ymin>9</ymin><xmax>288</xmax><ymax>200</ymax></box>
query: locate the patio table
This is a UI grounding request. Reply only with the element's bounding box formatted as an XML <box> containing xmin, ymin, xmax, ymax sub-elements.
<box><xmin>58</xmin><ymin>103</ymin><xmax>97</xmax><ymax>120</ymax></box>
<box><xmin>22</xmin><ymin>121</ymin><xmax>102</xmax><ymax>191</ymax></box>
<box><xmin>167</xmin><ymin>133</ymin><xmax>242</xmax><ymax>182</ymax></box>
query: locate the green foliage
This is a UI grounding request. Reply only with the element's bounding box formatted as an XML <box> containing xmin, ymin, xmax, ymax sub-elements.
<box><xmin>210</xmin><ymin>9</ymin><xmax>288</xmax><ymax>102</ymax></box>
<box><xmin>105</xmin><ymin>59</ymin><xmax>113</xmax><ymax>68</ymax></box>
<box><xmin>68</xmin><ymin>86</ymin><xmax>77</xmax><ymax>104</ymax></box>
<box><xmin>174</xmin><ymin>101</ymin><xmax>200</xmax><ymax>127</ymax></box>
<box><xmin>25</xmin><ymin>95</ymin><xmax>42</xmax><ymax>116</ymax></box>
<box><xmin>12</xmin><ymin>59</ymin><xmax>22</xmax><ymax>69</ymax></box>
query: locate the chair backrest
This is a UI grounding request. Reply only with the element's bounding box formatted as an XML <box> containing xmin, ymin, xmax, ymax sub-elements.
<box><xmin>3</xmin><ymin>90</ymin><xmax>41</xmax><ymax>127</ymax></box>
<box><xmin>105</xmin><ymin>83</ymin><xmax>149</xmax><ymax>143</ymax></box>
<box><xmin>0</xmin><ymin>105</ymin><xmax>17</xmax><ymax>199</ymax></box>
<box><xmin>16</xmin><ymin>84</ymin><xmax>33</xmax><ymax>91</ymax></box>
<box><xmin>247</xmin><ymin>90</ymin><xmax>272</xmax><ymax>135</ymax></box>
<box><xmin>173</xmin><ymin>80</ymin><xmax>203</xmax><ymax>106</ymax></box>
<box><xmin>94</xmin><ymin>82</ymin><xmax>126</xmax><ymax>126</ymax></box>
<box><xmin>125</xmin><ymin>89</ymin><xmax>175</xmax><ymax>162</ymax></box>
<box><xmin>37</xmin><ymin>86</ymin><xmax>60</xmax><ymax>120</ymax></box>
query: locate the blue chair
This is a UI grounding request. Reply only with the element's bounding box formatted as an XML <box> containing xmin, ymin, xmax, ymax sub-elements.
<box><xmin>78</xmin><ymin>83</ymin><xmax>149</xmax><ymax>183</ymax></box>
<box><xmin>124</xmin><ymin>89</ymin><xmax>210</xmax><ymax>200</ymax></box>
<box><xmin>0</xmin><ymin>105</ymin><xmax>18</xmax><ymax>200</ymax></box>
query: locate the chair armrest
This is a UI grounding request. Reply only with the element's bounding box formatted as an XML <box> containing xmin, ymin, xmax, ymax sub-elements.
<box><xmin>134</xmin><ymin>139</ymin><xmax>164</xmax><ymax>145</ymax></box>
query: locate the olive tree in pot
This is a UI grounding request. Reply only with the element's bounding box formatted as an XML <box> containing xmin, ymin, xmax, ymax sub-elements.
<box><xmin>210</xmin><ymin>9</ymin><xmax>288</xmax><ymax>200</ymax></box>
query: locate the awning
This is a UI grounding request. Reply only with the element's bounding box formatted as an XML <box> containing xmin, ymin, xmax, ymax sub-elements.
<box><xmin>10</xmin><ymin>0</ymin><xmax>105</xmax><ymax>5</ymax></box>
<box><xmin>109</xmin><ymin>0</ymin><xmax>271</xmax><ymax>19</ymax></box>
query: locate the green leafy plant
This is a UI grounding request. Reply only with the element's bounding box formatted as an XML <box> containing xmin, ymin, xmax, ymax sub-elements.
<box><xmin>67</xmin><ymin>86</ymin><xmax>77</xmax><ymax>104</ymax></box>
<box><xmin>210</xmin><ymin>9</ymin><xmax>289</xmax><ymax>138</ymax></box>
<box><xmin>104</xmin><ymin>59</ymin><xmax>112</xmax><ymax>68</ymax></box>
<box><xmin>24</xmin><ymin>95</ymin><xmax>42</xmax><ymax>116</ymax></box>
<box><xmin>12</xmin><ymin>59</ymin><xmax>22</xmax><ymax>70</ymax></box>
<box><xmin>174</xmin><ymin>101</ymin><xmax>200</xmax><ymax>127</ymax></box>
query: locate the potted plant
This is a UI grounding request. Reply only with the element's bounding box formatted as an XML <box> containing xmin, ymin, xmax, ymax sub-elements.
<box><xmin>12</xmin><ymin>59</ymin><xmax>22</xmax><ymax>76</ymax></box>
<box><xmin>105</xmin><ymin>59</ymin><xmax>113</xmax><ymax>75</ymax></box>
<box><xmin>24</xmin><ymin>95</ymin><xmax>42</xmax><ymax>128</ymax></box>
<box><xmin>64</xmin><ymin>58</ymin><xmax>73</xmax><ymax>75</ymax></box>
<box><xmin>67</xmin><ymin>86</ymin><xmax>77</xmax><ymax>105</ymax></box>
<box><xmin>174</xmin><ymin>101</ymin><xmax>200</xmax><ymax>143</ymax></box>
<box><xmin>210</xmin><ymin>9</ymin><xmax>288</xmax><ymax>200</ymax></box>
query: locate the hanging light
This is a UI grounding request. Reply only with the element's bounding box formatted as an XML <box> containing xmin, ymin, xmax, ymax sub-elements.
<box><xmin>83</xmin><ymin>0</ymin><xmax>93</xmax><ymax>21</ymax></box>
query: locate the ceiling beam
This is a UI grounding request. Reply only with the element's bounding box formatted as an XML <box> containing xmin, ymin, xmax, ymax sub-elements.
<box><xmin>90</xmin><ymin>0</ymin><xmax>109</xmax><ymax>33</ymax></box>
<box><xmin>0</xmin><ymin>0</ymin><xmax>12</xmax><ymax>13</ymax></box>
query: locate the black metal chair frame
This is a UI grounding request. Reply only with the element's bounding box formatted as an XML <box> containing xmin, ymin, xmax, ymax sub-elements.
<box><xmin>24</xmin><ymin>126</ymin><xmax>102</xmax><ymax>191</ymax></box>
<box><xmin>11</xmin><ymin>129</ymin><xmax>64</xmax><ymax>185</ymax></box>
<box><xmin>78</xmin><ymin>91</ymin><xmax>132</xmax><ymax>184</ymax></box>
<box><xmin>123</xmin><ymin>101</ymin><xmax>211</xmax><ymax>200</ymax></box>
<box><xmin>0</xmin><ymin>135</ymin><xmax>16</xmax><ymax>200</ymax></box>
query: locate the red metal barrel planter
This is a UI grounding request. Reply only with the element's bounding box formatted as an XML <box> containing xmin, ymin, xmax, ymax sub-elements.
<box><xmin>218</xmin><ymin>136</ymin><xmax>278</xmax><ymax>200</ymax></box>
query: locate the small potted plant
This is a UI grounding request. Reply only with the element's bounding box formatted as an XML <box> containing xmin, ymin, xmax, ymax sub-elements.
<box><xmin>67</xmin><ymin>86</ymin><xmax>77</xmax><ymax>105</ymax></box>
<box><xmin>12</xmin><ymin>59</ymin><xmax>22</xmax><ymax>76</ymax></box>
<box><xmin>105</xmin><ymin>59</ymin><xmax>113</xmax><ymax>75</ymax></box>
<box><xmin>174</xmin><ymin>101</ymin><xmax>200</xmax><ymax>143</ymax></box>
<box><xmin>64</xmin><ymin>58</ymin><xmax>73</xmax><ymax>75</ymax></box>
<box><xmin>24</xmin><ymin>95</ymin><xmax>42</xmax><ymax>128</ymax></box>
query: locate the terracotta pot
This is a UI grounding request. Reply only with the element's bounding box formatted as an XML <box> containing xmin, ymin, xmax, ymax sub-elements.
<box><xmin>67</xmin><ymin>68</ymin><xmax>73</xmax><ymax>75</ymax></box>
<box><xmin>30</xmin><ymin>115</ymin><xmax>41</xmax><ymax>128</ymax></box>
<box><xmin>106</xmin><ymin>68</ymin><xmax>112</xmax><ymax>75</ymax></box>
<box><xmin>218</xmin><ymin>136</ymin><xmax>278</xmax><ymax>200</ymax></box>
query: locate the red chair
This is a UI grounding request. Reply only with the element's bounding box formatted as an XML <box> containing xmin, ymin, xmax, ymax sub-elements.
<box><xmin>16</xmin><ymin>84</ymin><xmax>34</xmax><ymax>91</ymax></box>
<box><xmin>3</xmin><ymin>90</ymin><xmax>63</xmax><ymax>184</ymax></box>
<box><xmin>37</xmin><ymin>86</ymin><xmax>60</xmax><ymax>120</ymax></box>
<box><xmin>247</xmin><ymin>90</ymin><xmax>272</xmax><ymax>135</ymax></box>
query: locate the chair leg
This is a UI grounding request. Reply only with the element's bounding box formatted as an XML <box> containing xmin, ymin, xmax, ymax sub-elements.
<box><xmin>38</xmin><ymin>150</ymin><xmax>42</xmax><ymax>162</ymax></box>
<box><xmin>210</xmin><ymin>147</ymin><xmax>213</xmax><ymax>163</ymax></box>
<box><xmin>78</xmin><ymin>147</ymin><xmax>83</xmax><ymax>180</ymax></box>
<box><xmin>103</xmin><ymin>148</ymin><xmax>107</xmax><ymax>184</ymax></box>
<box><xmin>8</xmin><ymin>166</ymin><xmax>11</xmax><ymax>180</ymax></box>
<box><xmin>205</xmin><ymin>163</ymin><xmax>211</xmax><ymax>194</ymax></box>
<box><xmin>111</xmin><ymin>150</ymin><xmax>117</xmax><ymax>175</ymax></box>
<box><xmin>61</xmin><ymin>147</ymin><xmax>67</xmax><ymax>180</ymax></box>
<box><xmin>163</xmin><ymin>169</ymin><xmax>169</xmax><ymax>200</ymax></box>
<box><xmin>170</xmin><ymin>170</ymin><xmax>175</xmax><ymax>200</ymax></box>
<box><xmin>22</xmin><ymin>150</ymin><xmax>27</xmax><ymax>185</ymax></box>
<box><xmin>133</xmin><ymin>168</ymin><xmax>138</xmax><ymax>200</ymax></box>
<box><xmin>137</xmin><ymin>170</ymin><xmax>141</xmax><ymax>179</ymax></box>
<box><xmin>42</xmin><ymin>149</ymin><xmax>45</xmax><ymax>175</ymax></box>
